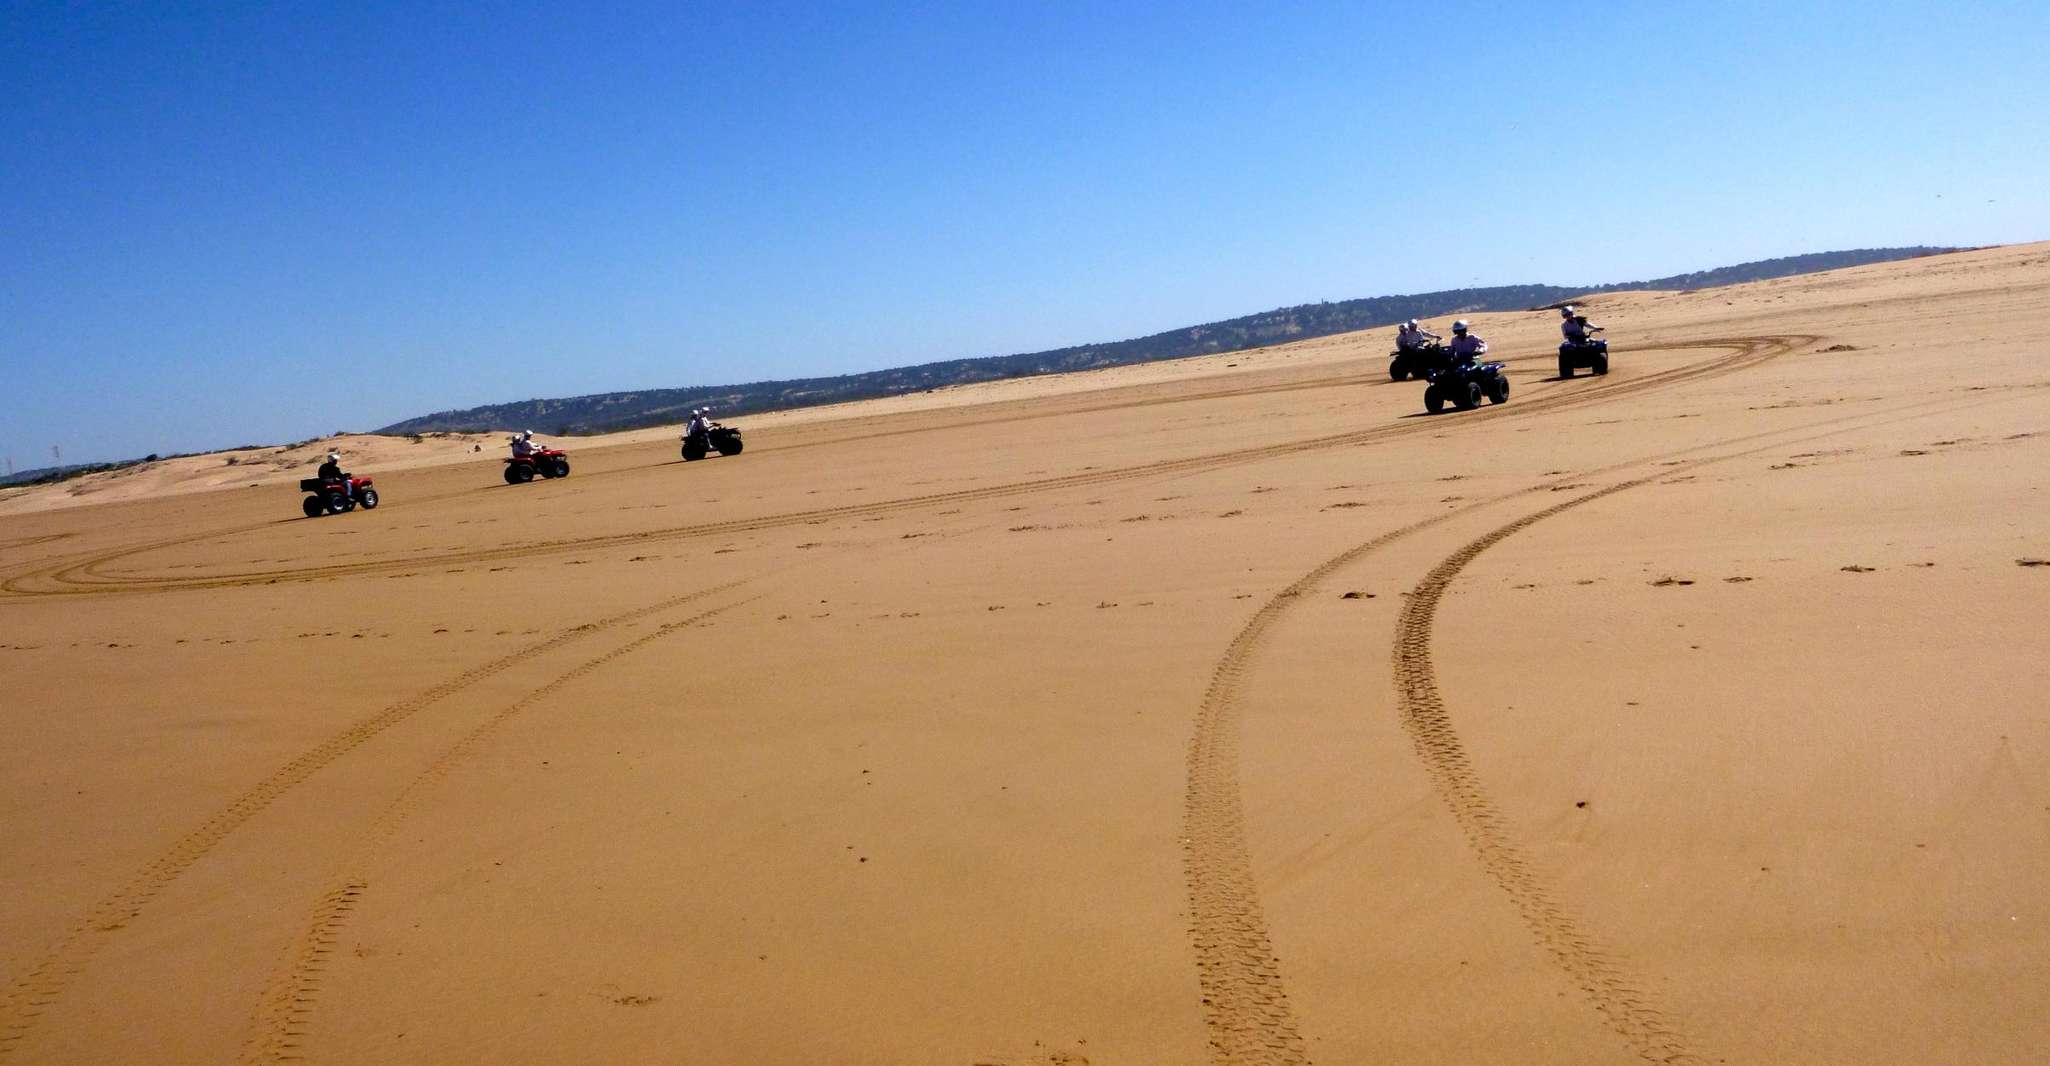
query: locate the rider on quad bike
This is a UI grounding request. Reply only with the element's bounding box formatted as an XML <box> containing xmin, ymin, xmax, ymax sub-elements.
<box><xmin>503</xmin><ymin>430</ymin><xmax>569</xmax><ymax>482</ymax></box>
<box><xmin>317</xmin><ymin>452</ymin><xmax>352</xmax><ymax>500</ymax></box>
<box><xmin>1448</xmin><ymin>320</ymin><xmax>1488</xmax><ymax>364</ymax></box>
<box><xmin>680</xmin><ymin>408</ymin><xmax>744</xmax><ymax>460</ymax></box>
<box><xmin>1420</xmin><ymin>320</ymin><xmax>1511</xmax><ymax>414</ymax></box>
<box><xmin>1557</xmin><ymin>306</ymin><xmax>1610</xmax><ymax>377</ymax></box>
<box><xmin>1389</xmin><ymin>319</ymin><xmax>1447</xmax><ymax>381</ymax></box>
<box><xmin>301</xmin><ymin>451</ymin><xmax>377</xmax><ymax>516</ymax></box>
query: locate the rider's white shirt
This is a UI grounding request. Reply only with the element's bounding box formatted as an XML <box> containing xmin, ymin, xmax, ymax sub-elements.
<box><xmin>1397</xmin><ymin>326</ymin><xmax>1438</xmax><ymax>349</ymax></box>
<box><xmin>1449</xmin><ymin>334</ymin><xmax>1489</xmax><ymax>359</ymax></box>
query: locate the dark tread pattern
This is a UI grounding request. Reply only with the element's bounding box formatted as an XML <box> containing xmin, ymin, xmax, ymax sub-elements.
<box><xmin>1184</xmin><ymin>510</ymin><xmax>1477</xmax><ymax>1064</ymax></box>
<box><xmin>1393</xmin><ymin>478</ymin><xmax>1711</xmax><ymax>1063</ymax></box>
<box><xmin>1175</xmin><ymin>336</ymin><xmax>1819</xmax><ymax>1064</ymax></box>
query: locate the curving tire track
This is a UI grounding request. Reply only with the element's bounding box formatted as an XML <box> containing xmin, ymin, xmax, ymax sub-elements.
<box><xmin>0</xmin><ymin>580</ymin><xmax>745</xmax><ymax>1061</ymax></box>
<box><xmin>1379</xmin><ymin>389</ymin><xmax>2009</xmax><ymax>1057</ymax></box>
<box><xmin>1392</xmin><ymin>477</ymin><xmax>1708</xmax><ymax>1064</ymax></box>
<box><xmin>1180</xmin><ymin>380</ymin><xmax>2011</xmax><ymax>1064</ymax></box>
<box><xmin>1185</xmin><ymin>505</ymin><xmax>1495</xmax><ymax>1064</ymax></box>
<box><xmin>4</xmin><ymin>337</ymin><xmax>1811</xmax><ymax>599</ymax></box>
<box><xmin>243</xmin><ymin>598</ymin><xmax>750</xmax><ymax>1065</ymax></box>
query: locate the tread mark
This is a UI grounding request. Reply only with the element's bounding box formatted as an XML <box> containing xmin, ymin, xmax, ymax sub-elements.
<box><xmin>1185</xmin><ymin>505</ymin><xmax>1487</xmax><ymax>1064</ymax></box>
<box><xmin>1179</xmin><ymin>370</ymin><xmax>2038</xmax><ymax>1066</ymax></box>
<box><xmin>0</xmin><ymin>581</ymin><xmax>743</xmax><ymax>1059</ymax></box>
<box><xmin>242</xmin><ymin>599</ymin><xmax>748</xmax><ymax>1064</ymax></box>
<box><xmin>1393</xmin><ymin>477</ymin><xmax>1709</xmax><ymax>1063</ymax></box>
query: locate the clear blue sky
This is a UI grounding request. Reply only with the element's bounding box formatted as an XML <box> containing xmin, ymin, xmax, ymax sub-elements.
<box><xmin>3</xmin><ymin>1</ymin><xmax>2044</xmax><ymax>466</ymax></box>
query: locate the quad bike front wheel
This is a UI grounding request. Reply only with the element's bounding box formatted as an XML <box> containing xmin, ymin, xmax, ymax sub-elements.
<box><xmin>359</xmin><ymin>488</ymin><xmax>379</xmax><ymax>510</ymax></box>
<box><xmin>325</xmin><ymin>493</ymin><xmax>351</xmax><ymax>515</ymax></box>
<box><xmin>552</xmin><ymin>458</ymin><xmax>571</xmax><ymax>477</ymax></box>
<box><xmin>1488</xmin><ymin>377</ymin><xmax>1510</xmax><ymax>404</ymax></box>
<box><xmin>715</xmin><ymin>440</ymin><xmax>741</xmax><ymax>456</ymax></box>
<box><xmin>1593</xmin><ymin>354</ymin><xmax>1609</xmax><ymax>375</ymax></box>
<box><xmin>1424</xmin><ymin>385</ymin><xmax>1445</xmax><ymax>415</ymax></box>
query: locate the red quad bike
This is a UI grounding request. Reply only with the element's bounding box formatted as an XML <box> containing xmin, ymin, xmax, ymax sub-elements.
<box><xmin>300</xmin><ymin>477</ymin><xmax>378</xmax><ymax>518</ymax></box>
<box><xmin>504</xmin><ymin>448</ymin><xmax>571</xmax><ymax>484</ymax></box>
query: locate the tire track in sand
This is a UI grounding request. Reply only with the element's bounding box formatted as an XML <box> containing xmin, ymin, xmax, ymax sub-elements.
<box><xmin>0</xmin><ymin>580</ymin><xmax>744</xmax><ymax>1060</ymax></box>
<box><xmin>1391</xmin><ymin>477</ymin><xmax>1707</xmax><ymax>1064</ymax></box>
<box><xmin>1184</xmin><ymin>506</ymin><xmax>1485</xmax><ymax>1064</ymax></box>
<box><xmin>243</xmin><ymin>597</ymin><xmax>751</xmax><ymax>1065</ymax></box>
<box><xmin>1183</xmin><ymin>381</ymin><xmax>2007</xmax><ymax>1064</ymax></box>
<box><xmin>4</xmin><ymin>337</ymin><xmax>1809</xmax><ymax>598</ymax></box>
<box><xmin>1378</xmin><ymin>391</ymin><xmax>2001</xmax><ymax>1055</ymax></box>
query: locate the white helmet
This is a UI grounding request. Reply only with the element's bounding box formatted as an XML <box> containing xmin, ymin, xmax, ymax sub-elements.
<box><xmin>1452</xmin><ymin>320</ymin><xmax>1469</xmax><ymax>333</ymax></box>
<box><xmin>1560</xmin><ymin>305</ymin><xmax>1575</xmax><ymax>317</ymax></box>
<box><xmin>522</xmin><ymin>430</ymin><xmax>534</xmax><ymax>440</ymax></box>
<box><xmin>1404</xmin><ymin>319</ymin><xmax>1418</xmax><ymax>329</ymax></box>
<box><xmin>326</xmin><ymin>451</ymin><xmax>339</xmax><ymax>462</ymax></box>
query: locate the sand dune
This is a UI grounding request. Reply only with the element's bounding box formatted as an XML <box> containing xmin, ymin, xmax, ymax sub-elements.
<box><xmin>2</xmin><ymin>242</ymin><xmax>2047</xmax><ymax>1064</ymax></box>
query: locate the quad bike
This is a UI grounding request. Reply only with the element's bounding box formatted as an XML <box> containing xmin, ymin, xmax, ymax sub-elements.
<box><xmin>681</xmin><ymin>422</ymin><xmax>744</xmax><ymax>461</ymax></box>
<box><xmin>1389</xmin><ymin>342</ymin><xmax>1451</xmax><ymax>382</ymax></box>
<box><xmin>504</xmin><ymin>448</ymin><xmax>571</xmax><ymax>484</ymax></box>
<box><xmin>1422</xmin><ymin>358</ymin><xmax>1511</xmax><ymax>414</ymax></box>
<box><xmin>1557</xmin><ymin>323</ymin><xmax>1610</xmax><ymax>378</ymax></box>
<box><xmin>299</xmin><ymin>476</ymin><xmax>378</xmax><ymax>517</ymax></box>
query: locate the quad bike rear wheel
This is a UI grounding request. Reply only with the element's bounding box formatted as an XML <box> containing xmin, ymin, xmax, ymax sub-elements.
<box><xmin>1389</xmin><ymin>361</ymin><xmax>1407</xmax><ymax>382</ymax></box>
<box><xmin>1559</xmin><ymin>355</ymin><xmax>1574</xmax><ymax>379</ymax></box>
<box><xmin>683</xmin><ymin>440</ymin><xmax>708</xmax><ymax>461</ymax></box>
<box><xmin>504</xmin><ymin>465</ymin><xmax>522</xmax><ymax>485</ymax></box>
<box><xmin>1456</xmin><ymin>381</ymin><xmax>1483</xmax><ymax>410</ymax></box>
<box><xmin>303</xmin><ymin>496</ymin><xmax>325</xmax><ymax>519</ymax></box>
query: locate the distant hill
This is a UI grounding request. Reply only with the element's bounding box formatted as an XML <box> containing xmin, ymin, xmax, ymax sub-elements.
<box><xmin>361</xmin><ymin>244</ymin><xmax>1936</xmax><ymax>436</ymax></box>
<box><xmin>2</xmin><ymin>459</ymin><xmax>155</xmax><ymax>488</ymax></box>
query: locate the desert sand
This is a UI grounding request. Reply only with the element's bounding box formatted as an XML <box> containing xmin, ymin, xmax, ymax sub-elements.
<box><xmin>2</xmin><ymin>242</ymin><xmax>2047</xmax><ymax>1065</ymax></box>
